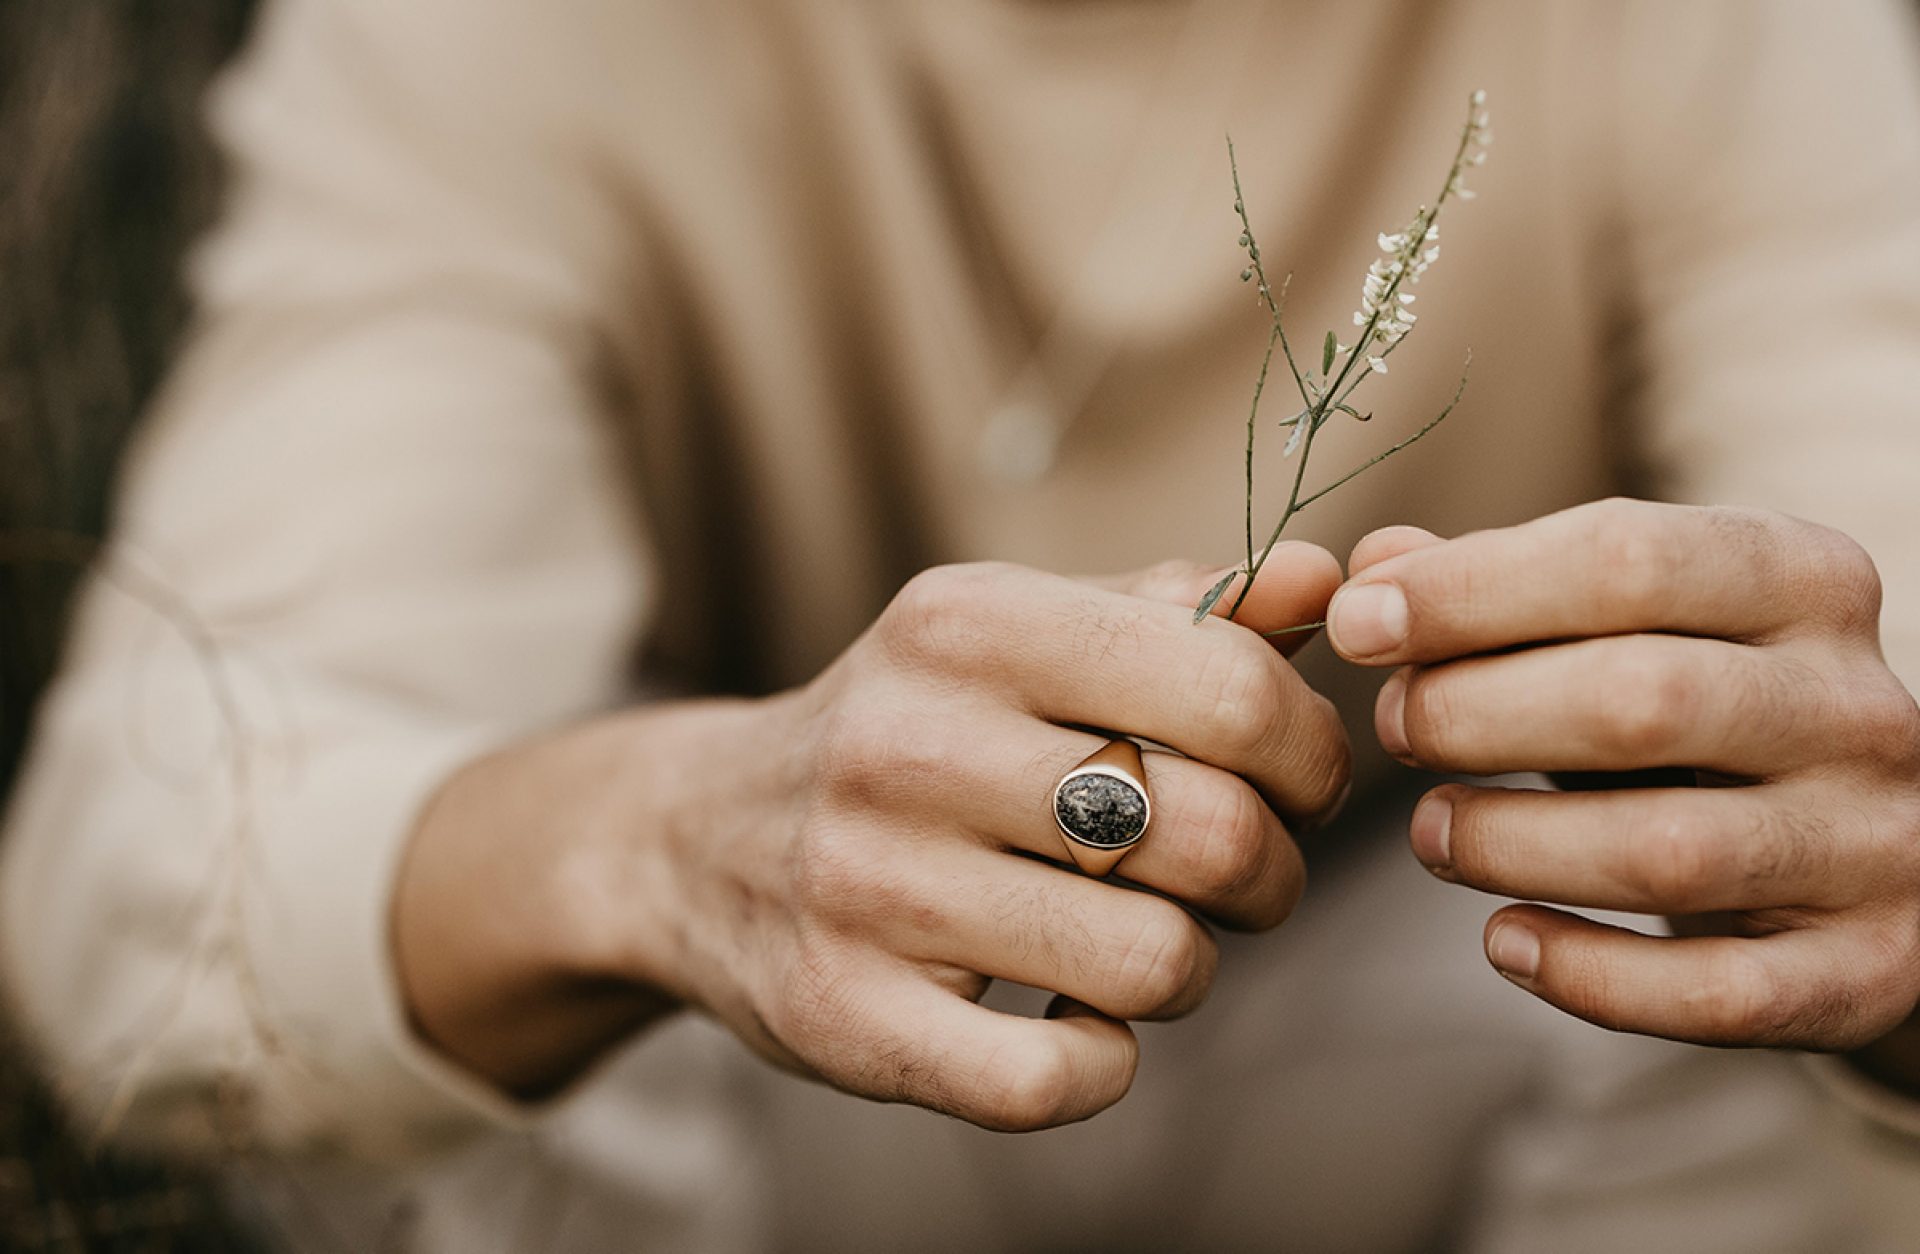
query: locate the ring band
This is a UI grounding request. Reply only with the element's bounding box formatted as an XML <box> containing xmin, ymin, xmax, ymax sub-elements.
<box><xmin>1052</xmin><ymin>738</ymin><xmax>1152</xmax><ymax>878</ymax></box>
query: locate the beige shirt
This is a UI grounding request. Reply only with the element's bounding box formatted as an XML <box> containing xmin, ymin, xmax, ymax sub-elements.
<box><xmin>4</xmin><ymin>0</ymin><xmax>1920</xmax><ymax>1225</ymax></box>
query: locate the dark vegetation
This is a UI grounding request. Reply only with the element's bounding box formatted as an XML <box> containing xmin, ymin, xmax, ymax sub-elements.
<box><xmin>0</xmin><ymin>3</ymin><xmax>261</xmax><ymax>1247</ymax></box>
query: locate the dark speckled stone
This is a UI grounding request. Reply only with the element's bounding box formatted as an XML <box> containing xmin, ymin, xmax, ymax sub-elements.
<box><xmin>1054</xmin><ymin>773</ymin><xmax>1148</xmax><ymax>848</ymax></box>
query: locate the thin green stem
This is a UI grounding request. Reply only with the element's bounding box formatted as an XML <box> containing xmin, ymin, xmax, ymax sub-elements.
<box><xmin>1294</xmin><ymin>354</ymin><xmax>1471</xmax><ymax>513</ymax></box>
<box><xmin>1226</xmin><ymin>395</ymin><xmax>1324</xmax><ymax>619</ymax></box>
<box><xmin>1245</xmin><ymin>319</ymin><xmax>1280</xmax><ymax>576</ymax></box>
<box><xmin>1215</xmin><ymin>94</ymin><xmax>1483</xmax><ymax>627</ymax></box>
<box><xmin>1228</xmin><ymin>139</ymin><xmax>1308</xmax><ymax>408</ymax></box>
<box><xmin>1260</xmin><ymin>619</ymin><xmax>1326</xmax><ymax>639</ymax></box>
<box><xmin>1271</xmin><ymin>280</ymin><xmax>1307</xmax><ymax>407</ymax></box>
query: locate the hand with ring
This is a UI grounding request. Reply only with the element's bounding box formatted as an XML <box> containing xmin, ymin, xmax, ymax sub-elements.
<box><xmin>395</xmin><ymin>547</ymin><xmax>1351</xmax><ymax>1131</ymax></box>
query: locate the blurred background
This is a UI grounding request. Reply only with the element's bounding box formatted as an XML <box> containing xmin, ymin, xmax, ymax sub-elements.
<box><xmin>3</xmin><ymin>3</ymin><xmax>1920</xmax><ymax>1251</ymax></box>
<box><xmin>1</xmin><ymin>4</ymin><xmax>260</xmax><ymax>1248</ymax></box>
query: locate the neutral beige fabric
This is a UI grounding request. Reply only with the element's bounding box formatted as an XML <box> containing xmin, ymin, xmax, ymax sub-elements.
<box><xmin>235</xmin><ymin>805</ymin><xmax>1904</xmax><ymax>1252</ymax></box>
<box><xmin>3</xmin><ymin>0</ymin><xmax>1920</xmax><ymax>1245</ymax></box>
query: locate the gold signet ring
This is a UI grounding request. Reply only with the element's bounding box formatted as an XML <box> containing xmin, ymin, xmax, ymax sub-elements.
<box><xmin>1051</xmin><ymin>738</ymin><xmax>1152</xmax><ymax>878</ymax></box>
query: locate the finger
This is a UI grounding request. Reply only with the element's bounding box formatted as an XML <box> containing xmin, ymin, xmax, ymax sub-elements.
<box><xmin>1379</xmin><ymin>634</ymin><xmax>1842</xmax><ymax>777</ymax></box>
<box><xmin>883</xmin><ymin>565</ymin><xmax>1351</xmax><ymax>823</ymax></box>
<box><xmin>1346</xmin><ymin>525</ymin><xmax>1443</xmax><ymax>578</ymax></box>
<box><xmin>882</xmin><ymin>845</ymin><xmax>1220</xmax><ymax>1023</ymax></box>
<box><xmin>997</xmin><ymin>723</ymin><xmax>1305</xmax><ymax>929</ymax></box>
<box><xmin>1326</xmin><ymin>498</ymin><xmax>1881</xmax><ymax>666</ymax></box>
<box><xmin>815</xmin><ymin>698</ymin><xmax>1307</xmax><ymax>929</ymax></box>
<box><xmin>1411</xmin><ymin>782</ymin><xmax>1857</xmax><ymax>913</ymax></box>
<box><xmin>1481</xmin><ymin>904</ymin><xmax>1901</xmax><ymax>1050</ymax></box>
<box><xmin>808</xmin><ymin>966</ymin><xmax>1140</xmax><ymax>1131</ymax></box>
<box><xmin>1085</xmin><ymin>543</ymin><xmax>1343</xmax><ymax>658</ymax></box>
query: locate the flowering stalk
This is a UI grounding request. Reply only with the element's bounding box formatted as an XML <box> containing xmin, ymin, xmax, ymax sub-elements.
<box><xmin>1196</xmin><ymin>90</ymin><xmax>1492</xmax><ymax>626</ymax></box>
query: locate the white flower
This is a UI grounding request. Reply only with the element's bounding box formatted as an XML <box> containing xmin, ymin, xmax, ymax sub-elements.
<box><xmin>1332</xmin><ymin>92</ymin><xmax>1487</xmax><ymax>366</ymax></box>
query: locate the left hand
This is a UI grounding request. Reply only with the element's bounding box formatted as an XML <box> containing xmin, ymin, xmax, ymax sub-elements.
<box><xmin>1327</xmin><ymin>497</ymin><xmax>1920</xmax><ymax>1051</ymax></box>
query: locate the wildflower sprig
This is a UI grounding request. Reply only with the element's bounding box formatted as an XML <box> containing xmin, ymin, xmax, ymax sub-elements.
<box><xmin>1196</xmin><ymin>91</ymin><xmax>1491</xmax><ymax>627</ymax></box>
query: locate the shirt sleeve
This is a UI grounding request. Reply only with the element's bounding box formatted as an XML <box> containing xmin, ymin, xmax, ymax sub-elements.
<box><xmin>1613</xmin><ymin>0</ymin><xmax>1920</xmax><ymax>1145</ymax></box>
<box><xmin>0</xmin><ymin>0</ymin><xmax>652</xmax><ymax>1162</ymax></box>
<box><xmin>1616</xmin><ymin>0</ymin><xmax>1920</xmax><ymax>684</ymax></box>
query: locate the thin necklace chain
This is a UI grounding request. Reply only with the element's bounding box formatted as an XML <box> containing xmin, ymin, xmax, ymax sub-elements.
<box><xmin>974</xmin><ymin>0</ymin><xmax>1275</xmax><ymax>487</ymax></box>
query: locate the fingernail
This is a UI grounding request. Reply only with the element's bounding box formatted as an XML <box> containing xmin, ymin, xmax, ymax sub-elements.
<box><xmin>1302</xmin><ymin>779</ymin><xmax>1353</xmax><ymax>834</ymax></box>
<box><xmin>1487</xmin><ymin>923</ymin><xmax>1541</xmax><ymax>981</ymax></box>
<box><xmin>1409</xmin><ymin>792</ymin><xmax>1452</xmax><ymax>871</ymax></box>
<box><xmin>1329</xmin><ymin>583</ymin><xmax>1408</xmax><ymax>658</ymax></box>
<box><xmin>1328</xmin><ymin>779</ymin><xmax>1353</xmax><ymax>824</ymax></box>
<box><xmin>1376</xmin><ymin>671</ymin><xmax>1411</xmax><ymax>759</ymax></box>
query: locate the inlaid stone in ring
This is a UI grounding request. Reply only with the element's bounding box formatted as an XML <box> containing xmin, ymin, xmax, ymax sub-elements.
<box><xmin>1054</xmin><ymin>773</ymin><xmax>1148</xmax><ymax>848</ymax></box>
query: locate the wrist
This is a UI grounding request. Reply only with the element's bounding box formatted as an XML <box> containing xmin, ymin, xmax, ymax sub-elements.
<box><xmin>390</xmin><ymin>695</ymin><xmax>785</xmax><ymax>1098</ymax></box>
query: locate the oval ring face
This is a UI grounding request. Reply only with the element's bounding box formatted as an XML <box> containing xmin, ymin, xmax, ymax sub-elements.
<box><xmin>1053</xmin><ymin>768</ymin><xmax>1150</xmax><ymax>849</ymax></box>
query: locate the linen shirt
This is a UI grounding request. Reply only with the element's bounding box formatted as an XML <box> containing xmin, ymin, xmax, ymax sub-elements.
<box><xmin>4</xmin><ymin>0</ymin><xmax>1920</xmax><ymax>1244</ymax></box>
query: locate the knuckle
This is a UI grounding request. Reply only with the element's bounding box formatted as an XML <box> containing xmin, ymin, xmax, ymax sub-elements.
<box><xmin>1306</xmin><ymin>692</ymin><xmax>1354</xmax><ymax>805</ymax></box>
<box><xmin>1110</xmin><ymin>905</ymin><xmax>1210</xmax><ymax>1019</ymax></box>
<box><xmin>880</xmin><ymin>562</ymin><xmax>1011</xmax><ymax>670</ymax></box>
<box><xmin>1587</xmin><ymin>499</ymin><xmax>1678</xmax><ymax>618</ymax></box>
<box><xmin>1621</xmin><ymin>802</ymin><xmax>1822</xmax><ymax>911</ymax></box>
<box><xmin>1192</xmin><ymin>638</ymin><xmax>1350</xmax><ymax>811</ymax></box>
<box><xmin>1686</xmin><ymin>947</ymin><xmax>1783</xmax><ymax>1043</ymax></box>
<box><xmin>1287</xmin><ymin>692</ymin><xmax>1352</xmax><ymax>820</ymax></box>
<box><xmin>1888</xmin><ymin>792</ymin><xmax>1920</xmax><ymax>874</ymax></box>
<box><xmin>1737</xmin><ymin>802</ymin><xmax>1831</xmax><ymax>896</ymax></box>
<box><xmin>1194</xmin><ymin>635</ymin><xmax>1287</xmax><ymax>753</ymax></box>
<box><xmin>1187</xmin><ymin>782</ymin><xmax>1274</xmax><ymax>902</ymax></box>
<box><xmin>1623</xmin><ymin>810</ymin><xmax>1719</xmax><ymax>907</ymax></box>
<box><xmin>1850</xmin><ymin>679</ymin><xmax>1920</xmax><ymax>770</ymax></box>
<box><xmin>1810</xmin><ymin>525</ymin><xmax>1884</xmax><ymax>632</ymax></box>
<box><xmin>1540</xmin><ymin>936</ymin><xmax>1630</xmax><ymax>1032</ymax></box>
<box><xmin>1784</xmin><ymin>955</ymin><xmax>1877</xmax><ymax>1050</ymax></box>
<box><xmin>1861</xmin><ymin>924</ymin><xmax>1920</xmax><ymax>1032</ymax></box>
<box><xmin>812</xmin><ymin>699</ymin><xmax>913</xmax><ymax>809</ymax></box>
<box><xmin>974</xmin><ymin>1036</ymin><xmax>1076</xmax><ymax>1131</ymax></box>
<box><xmin>788</xmin><ymin>816</ymin><xmax>905</xmax><ymax>925</ymax></box>
<box><xmin>766</xmin><ymin>942</ymin><xmax>865</xmax><ymax>1054</ymax></box>
<box><xmin>1592</xmin><ymin>649</ymin><xmax>1697</xmax><ymax>761</ymax></box>
<box><xmin>1754</xmin><ymin>651</ymin><xmax>1833</xmax><ymax>745</ymax></box>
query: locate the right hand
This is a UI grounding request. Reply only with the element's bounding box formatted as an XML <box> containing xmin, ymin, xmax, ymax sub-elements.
<box><xmin>396</xmin><ymin>548</ymin><xmax>1349</xmax><ymax>1131</ymax></box>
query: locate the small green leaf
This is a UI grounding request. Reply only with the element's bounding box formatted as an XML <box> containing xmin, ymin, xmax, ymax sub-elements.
<box><xmin>1336</xmin><ymin>403</ymin><xmax>1373</xmax><ymax>422</ymax></box>
<box><xmin>1322</xmin><ymin>331</ymin><xmax>1336</xmax><ymax>376</ymax></box>
<box><xmin>1193</xmin><ymin>570</ymin><xmax>1239</xmax><ymax>623</ymax></box>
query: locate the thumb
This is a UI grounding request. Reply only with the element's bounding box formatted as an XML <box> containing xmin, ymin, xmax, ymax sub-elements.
<box><xmin>1346</xmin><ymin>524</ymin><xmax>1445</xmax><ymax>578</ymax></box>
<box><xmin>1086</xmin><ymin>542</ymin><xmax>1343</xmax><ymax>656</ymax></box>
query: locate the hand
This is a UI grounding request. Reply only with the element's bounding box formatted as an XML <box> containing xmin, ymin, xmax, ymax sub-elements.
<box><xmin>1326</xmin><ymin>498</ymin><xmax>1920</xmax><ymax>1052</ymax></box>
<box><xmin>395</xmin><ymin>548</ymin><xmax>1349</xmax><ymax>1129</ymax></box>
